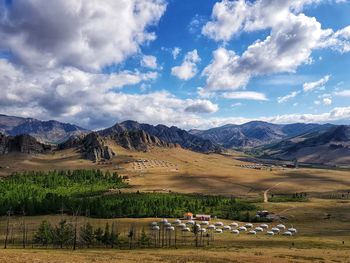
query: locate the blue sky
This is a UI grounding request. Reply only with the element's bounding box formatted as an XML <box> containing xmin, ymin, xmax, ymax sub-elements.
<box><xmin>0</xmin><ymin>0</ymin><xmax>350</xmax><ymax>129</ymax></box>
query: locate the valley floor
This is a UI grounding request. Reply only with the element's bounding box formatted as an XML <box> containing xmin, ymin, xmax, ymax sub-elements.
<box><xmin>1</xmin><ymin>246</ymin><xmax>349</xmax><ymax>263</ymax></box>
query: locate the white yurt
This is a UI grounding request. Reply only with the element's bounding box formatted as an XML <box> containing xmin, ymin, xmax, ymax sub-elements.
<box><xmin>231</xmin><ymin>229</ymin><xmax>240</xmax><ymax>235</ymax></box>
<box><xmin>277</xmin><ymin>224</ymin><xmax>286</xmax><ymax>229</ymax></box>
<box><xmin>260</xmin><ymin>224</ymin><xmax>269</xmax><ymax>229</ymax></box>
<box><xmin>271</xmin><ymin>227</ymin><xmax>280</xmax><ymax>233</ymax></box>
<box><xmin>288</xmin><ymin>228</ymin><xmax>297</xmax><ymax>233</ymax></box>
<box><xmin>255</xmin><ymin>227</ymin><xmax>264</xmax><ymax>232</ymax></box>
<box><xmin>223</xmin><ymin>225</ymin><xmax>231</xmax><ymax>231</ymax></box>
<box><xmin>266</xmin><ymin>231</ymin><xmax>274</xmax><ymax>236</ymax></box>
<box><xmin>215</xmin><ymin>222</ymin><xmax>224</xmax><ymax>226</ymax></box>
<box><xmin>215</xmin><ymin>228</ymin><xmax>223</xmax><ymax>233</ymax></box>
<box><xmin>248</xmin><ymin>230</ymin><xmax>257</xmax><ymax>235</ymax></box>
<box><xmin>245</xmin><ymin>223</ymin><xmax>253</xmax><ymax>228</ymax></box>
<box><xmin>207</xmin><ymin>224</ymin><xmax>216</xmax><ymax>230</ymax></box>
<box><xmin>178</xmin><ymin>223</ymin><xmax>186</xmax><ymax>228</ymax></box>
<box><xmin>151</xmin><ymin>226</ymin><xmax>160</xmax><ymax>231</ymax></box>
<box><xmin>238</xmin><ymin>226</ymin><xmax>247</xmax><ymax>232</ymax></box>
<box><xmin>173</xmin><ymin>219</ymin><xmax>181</xmax><ymax>224</ymax></box>
<box><xmin>229</xmin><ymin>222</ymin><xmax>239</xmax><ymax>228</ymax></box>
<box><xmin>282</xmin><ymin>231</ymin><xmax>293</xmax><ymax>236</ymax></box>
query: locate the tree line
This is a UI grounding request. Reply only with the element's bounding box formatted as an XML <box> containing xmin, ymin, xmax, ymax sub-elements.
<box><xmin>0</xmin><ymin>170</ymin><xmax>258</xmax><ymax>221</ymax></box>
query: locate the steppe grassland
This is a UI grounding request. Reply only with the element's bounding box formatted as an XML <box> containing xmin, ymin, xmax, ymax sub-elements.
<box><xmin>1</xmin><ymin>145</ymin><xmax>350</xmax><ymax>198</ymax></box>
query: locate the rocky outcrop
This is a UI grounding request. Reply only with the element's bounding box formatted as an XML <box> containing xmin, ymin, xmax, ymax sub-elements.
<box><xmin>81</xmin><ymin>133</ymin><xmax>115</xmax><ymax>162</ymax></box>
<box><xmin>0</xmin><ymin>133</ymin><xmax>51</xmax><ymax>154</ymax></box>
<box><xmin>99</xmin><ymin>120</ymin><xmax>220</xmax><ymax>153</ymax></box>
<box><xmin>111</xmin><ymin>130</ymin><xmax>179</xmax><ymax>151</ymax></box>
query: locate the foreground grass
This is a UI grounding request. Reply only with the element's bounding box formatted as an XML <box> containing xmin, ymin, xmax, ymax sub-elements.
<box><xmin>1</xmin><ymin>246</ymin><xmax>349</xmax><ymax>263</ymax></box>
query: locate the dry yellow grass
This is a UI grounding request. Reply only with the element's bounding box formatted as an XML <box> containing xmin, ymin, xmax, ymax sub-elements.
<box><xmin>0</xmin><ymin>247</ymin><xmax>349</xmax><ymax>263</ymax></box>
<box><xmin>1</xmin><ymin>145</ymin><xmax>350</xmax><ymax>198</ymax></box>
<box><xmin>1</xmin><ymin>144</ymin><xmax>350</xmax><ymax>263</ymax></box>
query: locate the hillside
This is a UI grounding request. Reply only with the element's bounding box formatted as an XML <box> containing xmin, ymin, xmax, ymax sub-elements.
<box><xmin>0</xmin><ymin>133</ymin><xmax>51</xmax><ymax>154</ymax></box>
<box><xmin>191</xmin><ymin>121</ymin><xmax>334</xmax><ymax>148</ymax></box>
<box><xmin>0</xmin><ymin>114</ymin><xmax>89</xmax><ymax>144</ymax></box>
<box><xmin>259</xmin><ymin>125</ymin><xmax>350</xmax><ymax>165</ymax></box>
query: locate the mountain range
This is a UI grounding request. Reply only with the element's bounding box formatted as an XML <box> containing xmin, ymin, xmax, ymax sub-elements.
<box><xmin>190</xmin><ymin>121</ymin><xmax>334</xmax><ymax>148</ymax></box>
<box><xmin>0</xmin><ymin>114</ymin><xmax>349</xmax><ymax>165</ymax></box>
<box><xmin>0</xmin><ymin>114</ymin><xmax>89</xmax><ymax>144</ymax></box>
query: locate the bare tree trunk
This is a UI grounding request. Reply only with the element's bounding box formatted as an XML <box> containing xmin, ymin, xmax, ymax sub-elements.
<box><xmin>73</xmin><ymin>212</ymin><xmax>78</xmax><ymax>250</ymax></box>
<box><xmin>22</xmin><ymin>208</ymin><xmax>26</xmax><ymax>248</ymax></box>
<box><xmin>4</xmin><ymin>210</ymin><xmax>11</xmax><ymax>249</ymax></box>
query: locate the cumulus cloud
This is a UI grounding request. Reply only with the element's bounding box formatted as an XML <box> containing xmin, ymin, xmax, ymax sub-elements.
<box><xmin>202</xmin><ymin>48</ymin><xmax>249</xmax><ymax>91</ymax></box>
<box><xmin>321</xmin><ymin>25</ymin><xmax>350</xmax><ymax>53</ymax></box>
<box><xmin>303</xmin><ymin>75</ymin><xmax>330</xmax><ymax>92</ymax></box>
<box><xmin>0</xmin><ymin>0</ymin><xmax>166</xmax><ymax>70</ymax></box>
<box><xmin>141</xmin><ymin>55</ymin><xmax>158</xmax><ymax>69</ymax></box>
<box><xmin>171</xmin><ymin>49</ymin><xmax>201</xmax><ymax>80</ymax></box>
<box><xmin>222</xmin><ymin>91</ymin><xmax>268</xmax><ymax>101</ymax></box>
<box><xmin>0</xmin><ymin>58</ymin><xmax>220</xmax><ymax>129</ymax></box>
<box><xmin>277</xmin><ymin>91</ymin><xmax>300</xmax><ymax>103</ymax></box>
<box><xmin>200</xmin><ymin>0</ymin><xmax>349</xmax><ymax>93</ymax></box>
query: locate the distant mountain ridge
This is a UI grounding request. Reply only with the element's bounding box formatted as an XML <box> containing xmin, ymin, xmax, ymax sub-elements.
<box><xmin>1</xmin><ymin>114</ymin><xmax>349</xmax><ymax>164</ymax></box>
<box><xmin>0</xmin><ymin>114</ymin><xmax>89</xmax><ymax>144</ymax></box>
<box><xmin>190</xmin><ymin>121</ymin><xmax>335</xmax><ymax>148</ymax></box>
<box><xmin>259</xmin><ymin>125</ymin><xmax>350</xmax><ymax>165</ymax></box>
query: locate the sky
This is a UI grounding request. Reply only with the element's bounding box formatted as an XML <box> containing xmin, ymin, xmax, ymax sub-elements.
<box><xmin>0</xmin><ymin>0</ymin><xmax>350</xmax><ymax>130</ymax></box>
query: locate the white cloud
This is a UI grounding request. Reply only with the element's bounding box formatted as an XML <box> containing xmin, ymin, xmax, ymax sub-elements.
<box><xmin>303</xmin><ymin>75</ymin><xmax>330</xmax><ymax>92</ymax></box>
<box><xmin>184</xmin><ymin>100</ymin><xmax>219</xmax><ymax>113</ymax></box>
<box><xmin>0</xmin><ymin>0</ymin><xmax>166</xmax><ymax>70</ymax></box>
<box><xmin>171</xmin><ymin>49</ymin><xmax>201</xmax><ymax>80</ymax></box>
<box><xmin>277</xmin><ymin>91</ymin><xmax>300</xmax><ymax>103</ymax></box>
<box><xmin>323</xmin><ymin>98</ymin><xmax>332</xmax><ymax>105</ymax></box>
<box><xmin>141</xmin><ymin>55</ymin><xmax>158</xmax><ymax>69</ymax></box>
<box><xmin>172</xmin><ymin>47</ymin><xmax>181</xmax><ymax>59</ymax></box>
<box><xmin>188</xmin><ymin>106</ymin><xmax>350</xmax><ymax>129</ymax></box>
<box><xmin>200</xmin><ymin>0</ymin><xmax>349</xmax><ymax>94</ymax></box>
<box><xmin>202</xmin><ymin>0</ymin><xmax>248</xmax><ymax>42</ymax></box>
<box><xmin>231</xmin><ymin>102</ymin><xmax>243</xmax><ymax>107</ymax></box>
<box><xmin>202</xmin><ymin>48</ymin><xmax>249</xmax><ymax>91</ymax></box>
<box><xmin>222</xmin><ymin>91</ymin><xmax>268</xmax><ymax>101</ymax></box>
<box><xmin>335</xmin><ymin>90</ymin><xmax>350</xmax><ymax>97</ymax></box>
<box><xmin>0</xmin><ymin>59</ymin><xmax>220</xmax><ymax>129</ymax></box>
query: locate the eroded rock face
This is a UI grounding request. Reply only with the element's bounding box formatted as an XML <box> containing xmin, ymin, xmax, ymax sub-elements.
<box><xmin>111</xmin><ymin>130</ymin><xmax>178</xmax><ymax>151</ymax></box>
<box><xmin>0</xmin><ymin>133</ymin><xmax>51</xmax><ymax>154</ymax></box>
<box><xmin>81</xmin><ymin>133</ymin><xmax>115</xmax><ymax>162</ymax></box>
<box><xmin>99</xmin><ymin>120</ymin><xmax>219</xmax><ymax>153</ymax></box>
